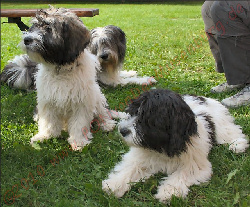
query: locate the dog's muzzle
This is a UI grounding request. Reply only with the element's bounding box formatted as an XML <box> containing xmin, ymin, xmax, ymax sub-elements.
<box><xmin>99</xmin><ymin>53</ymin><xmax>109</xmax><ymax>61</ymax></box>
<box><xmin>24</xmin><ymin>36</ymin><xmax>34</xmax><ymax>45</ymax></box>
<box><xmin>119</xmin><ymin>128</ymin><xmax>131</xmax><ymax>137</ymax></box>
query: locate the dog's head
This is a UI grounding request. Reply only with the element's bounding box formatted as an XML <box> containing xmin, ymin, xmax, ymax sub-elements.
<box><xmin>88</xmin><ymin>25</ymin><xmax>126</xmax><ymax>67</ymax></box>
<box><xmin>21</xmin><ymin>7</ymin><xmax>90</xmax><ymax>66</ymax></box>
<box><xmin>118</xmin><ymin>89</ymin><xmax>198</xmax><ymax>157</ymax></box>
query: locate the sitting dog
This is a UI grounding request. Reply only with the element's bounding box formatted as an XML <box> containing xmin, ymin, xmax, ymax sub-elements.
<box><xmin>18</xmin><ymin>7</ymin><xmax>118</xmax><ymax>150</ymax></box>
<box><xmin>102</xmin><ymin>89</ymin><xmax>249</xmax><ymax>202</ymax></box>
<box><xmin>88</xmin><ymin>25</ymin><xmax>156</xmax><ymax>86</ymax></box>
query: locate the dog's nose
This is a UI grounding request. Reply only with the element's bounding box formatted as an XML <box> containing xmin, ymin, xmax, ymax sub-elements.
<box><xmin>24</xmin><ymin>36</ymin><xmax>33</xmax><ymax>45</ymax></box>
<box><xmin>119</xmin><ymin>128</ymin><xmax>131</xmax><ymax>137</ymax></box>
<box><xmin>100</xmin><ymin>53</ymin><xmax>109</xmax><ymax>60</ymax></box>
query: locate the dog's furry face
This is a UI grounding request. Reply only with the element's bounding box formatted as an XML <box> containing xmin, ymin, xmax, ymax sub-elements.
<box><xmin>88</xmin><ymin>25</ymin><xmax>126</xmax><ymax>68</ymax></box>
<box><xmin>118</xmin><ymin>89</ymin><xmax>198</xmax><ymax>157</ymax></box>
<box><xmin>21</xmin><ymin>7</ymin><xmax>90</xmax><ymax>66</ymax></box>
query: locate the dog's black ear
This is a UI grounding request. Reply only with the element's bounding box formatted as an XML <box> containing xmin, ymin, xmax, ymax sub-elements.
<box><xmin>126</xmin><ymin>92</ymin><xmax>147</xmax><ymax>116</ymax></box>
<box><xmin>106</xmin><ymin>25</ymin><xmax>126</xmax><ymax>63</ymax></box>
<box><xmin>116</xmin><ymin>26</ymin><xmax>126</xmax><ymax>63</ymax></box>
<box><xmin>63</xmin><ymin>19</ymin><xmax>90</xmax><ymax>49</ymax></box>
<box><xmin>60</xmin><ymin>19</ymin><xmax>91</xmax><ymax>64</ymax></box>
<box><xmin>134</xmin><ymin>89</ymin><xmax>198</xmax><ymax>157</ymax></box>
<box><xmin>116</xmin><ymin>26</ymin><xmax>126</xmax><ymax>45</ymax></box>
<box><xmin>88</xmin><ymin>28</ymin><xmax>98</xmax><ymax>55</ymax></box>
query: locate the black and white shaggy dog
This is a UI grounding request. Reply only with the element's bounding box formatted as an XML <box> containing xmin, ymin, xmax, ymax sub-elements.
<box><xmin>102</xmin><ymin>89</ymin><xmax>249</xmax><ymax>202</ymax></box>
<box><xmin>88</xmin><ymin>25</ymin><xmax>156</xmax><ymax>86</ymax></box>
<box><xmin>15</xmin><ymin>7</ymin><xmax>119</xmax><ymax>150</ymax></box>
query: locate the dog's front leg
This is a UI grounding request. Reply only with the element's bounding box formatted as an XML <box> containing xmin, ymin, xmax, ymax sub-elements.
<box><xmin>67</xmin><ymin>106</ymin><xmax>93</xmax><ymax>151</ymax></box>
<box><xmin>31</xmin><ymin>103</ymin><xmax>62</xmax><ymax>144</ymax></box>
<box><xmin>95</xmin><ymin>93</ymin><xmax>116</xmax><ymax>132</ymax></box>
<box><xmin>119</xmin><ymin>70</ymin><xmax>137</xmax><ymax>78</ymax></box>
<box><xmin>155</xmin><ymin>157</ymin><xmax>212</xmax><ymax>202</ymax></box>
<box><xmin>102</xmin><ymin>148</ymin><xmax>158</xmax><ymax>197</ymax></box>
<box><xmin>122</xmin><ymin>76</ymin><xmax>157</xmax><ymax>86</ymax></box>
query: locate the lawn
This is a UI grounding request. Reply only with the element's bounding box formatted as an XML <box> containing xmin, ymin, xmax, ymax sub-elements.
<box><xmin>1</xmin><ymin>1</ymin><xmax>249</xmax><ymax>207</ymax></box>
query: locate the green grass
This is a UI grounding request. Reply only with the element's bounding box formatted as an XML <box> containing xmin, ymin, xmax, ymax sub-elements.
<box><xmin>1</xmin><ymin>1</ymin><xmax>249</xmax><ymax>207</ymax></box>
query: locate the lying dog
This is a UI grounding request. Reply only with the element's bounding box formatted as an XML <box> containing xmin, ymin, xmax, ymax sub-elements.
<box><xmin>102</xmin><ymin>89</ymin><xmax>249</xmax><ymax>202</ymax></box>
<box><xmin>18</xmin><ymin>7</ymin><xmax>118</xmax><ymax>150</ymax></box>
<box><xmin>88</xmin><ymin>25</ymin><xmax>156</xmax><ymax>86</ymax></box>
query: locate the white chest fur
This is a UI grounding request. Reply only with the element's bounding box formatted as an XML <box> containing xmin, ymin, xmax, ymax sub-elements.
<box><xmin>35</xmin><ymin>51</ymin><xmax>100</xmax><ymax>109</ymax></box>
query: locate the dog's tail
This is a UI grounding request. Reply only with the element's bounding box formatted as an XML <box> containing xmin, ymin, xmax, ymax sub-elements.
<box><xmin>1</xmin><ymin>54</ymin><xmax>38</xmax><ymax>90</ymax></box>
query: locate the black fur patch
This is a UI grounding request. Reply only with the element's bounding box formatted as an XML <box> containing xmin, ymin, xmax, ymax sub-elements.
<box><xmin>189</xmin><ymin>95</ymin><xmax>207</xmax><ymax>104</ymax></box>
<box><xmin>195</xmin><ymin>96</ymin><xmax>207</xmax><ymax>104</ymax></box>
<box><xmin>126</xmin><ymin>89</ymin><xmax>198</xmax><ymax>157</ymax></box>
<box><xmin>198</xmin><ymin>113</ymin><xmax>216</xmax><ymax>145</ymax></box>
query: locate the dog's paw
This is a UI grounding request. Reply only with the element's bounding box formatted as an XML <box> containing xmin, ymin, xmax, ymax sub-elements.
<box><xmin>120</xmin><ymin>70</ymin><xmax>137</xmax><ymax>78</ymax></box>
<box><xmin>117</xmin><ymin>112</ymin><xmax>130</xmax><ymax>120</ymax></box>
<box><xmin>155</xmin><ymin>184</ymin><xmax>188</xmax><ymax>203</ymax></box>
<box><xmin>147</xmin><ymin>77</ymin><xmax>157</xmax><ymax>84</ymax></box>
<box><xmin>122</xmin><ymin>76</ymin><xmax>157</xmax><ymax>85</ymax></box>
<box><xmin>101</xmin><ymin>119</ymin><xmax>117</xmax><ymax>131</ymax></box>
<box><xmin>68</xmin><ymin>138</ymin><xmax>91</xmax><ymax>151</ymax></box>
<box><xmin>102</xmin><ymin>179</ymin><xmax>128</xmax><ymax>198</ymax></box>
<box><xmin>109</xmin><ymin>111</ymin><xmax>130</xmax><ymax>120</ymax></box>
<box><xmin>229</xmin><ymin>138</ymin><xmax>249</xmax><ymax>153</ymax></box>
<box><xmin>30</xmin><ymin>134</ymin><xmax>48</xmax><ymax>145</ymax></box>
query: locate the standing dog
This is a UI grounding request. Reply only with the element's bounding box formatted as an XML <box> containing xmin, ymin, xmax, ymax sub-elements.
<box><xmin>18</xmin><ymin>7</ymin><xmax>117</xmax><ymax>150</ymax></box>
<box><xmin>88</xmin><ymin>25</ymin><xmax>156</xmax><ymax>86</ymax></box>
<box><xmin>102</xmin><ymin>89</ymin><xmax>249</xmax><ymax>202</ymax></box>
